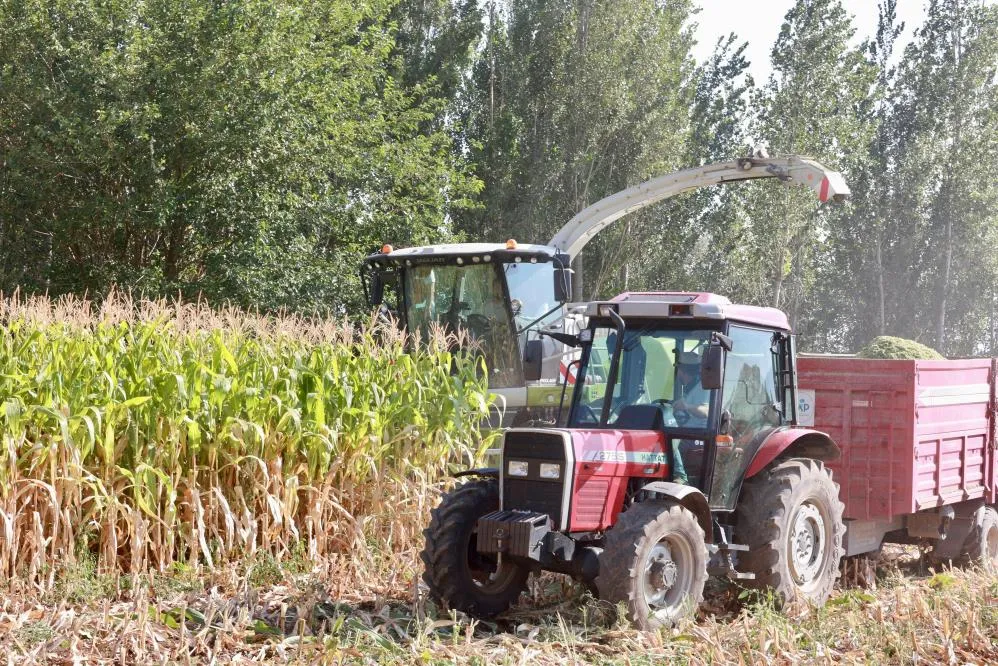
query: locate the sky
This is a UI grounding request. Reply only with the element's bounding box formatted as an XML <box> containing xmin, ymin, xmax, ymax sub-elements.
<box><xmin>691</xmin><ymin>1</ymin><xmax>933</xmax><ymax>83</ymax></box>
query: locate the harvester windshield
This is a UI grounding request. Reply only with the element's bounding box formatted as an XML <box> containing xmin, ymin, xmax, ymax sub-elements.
<box><xmin>402</xmin><ymin>262</ymin><xmax>528</xmax><ymax>389</ymax></box>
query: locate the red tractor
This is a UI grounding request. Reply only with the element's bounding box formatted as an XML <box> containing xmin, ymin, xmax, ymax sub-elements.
<box><xmin>421</xmin><ymin>292</ymin><xmax>846</xmax><ymax>628</ymax></box>
<box><xmin>421</xmin><ymin>292</ymin><xmax>998</xmax><ymax>629</ymax></box>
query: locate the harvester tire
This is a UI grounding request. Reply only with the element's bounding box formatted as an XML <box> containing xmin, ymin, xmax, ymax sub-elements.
<box><xmin>596</xmin><ymin>500</ymin><xmax>708</xmax><ymax>630</ymax></box>
<box><xmin>734</xmin><ymin>458</ymin><xmax>845</xmax><ymax>608</ymax></box>
<box><xmin>420</xmin><ymin>479</ymin><xmax>529</xmax><ymax>618</ymax></box>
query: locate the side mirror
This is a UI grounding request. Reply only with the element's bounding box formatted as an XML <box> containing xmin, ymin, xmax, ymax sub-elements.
<box><xmin>523</xmin><ymin>339</ymin><xmax>544</xmax><ymax>381</ymax></box>
<box><xmin>553</xmin><ymin>264</ymin><xmax>573</xmax><ymax>302</ymax></box>
<box><xmin>701</xmin><ymin>344</ymin><xmax>724</xmax><ymax>390</ymax></box>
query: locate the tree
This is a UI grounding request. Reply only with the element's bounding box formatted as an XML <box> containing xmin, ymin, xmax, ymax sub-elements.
<box><xmin>741</xmin><ymin>0</ymin><xmax>877</xmax><ymax>343</ymax></box>
<box><xmin>894</xmin><ymin>0</ymin><xmax>998</xmax><ymax>354</ymax></box>
<box><xmin>456</xmin><ymin>0</ymin><xmax>696</xmax><ymax>299</ymax></box>
<box><xmin>821</xmin><ymin>0</ymin><xmax>998</xmax><ymax>355</ymax></box>
<box><xmin>808</xmin><ymin>0</ymin><xmax>904</xmax><ymax>351</ymax></box>
<box><xmin>623</xmin><ymin>33</ymin><xmax>756</xmax><ymax>299</ymax></box>
<box><xmin>0</xmin><ymin>0</ymin><xmax>478</xmax><ymax>312</ymax></box>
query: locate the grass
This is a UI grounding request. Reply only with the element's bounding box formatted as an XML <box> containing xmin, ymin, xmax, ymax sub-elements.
<box><xmin>1</xmin><ymin>546</ymin><xmax>996</xmax><ymax>663</ymax></box>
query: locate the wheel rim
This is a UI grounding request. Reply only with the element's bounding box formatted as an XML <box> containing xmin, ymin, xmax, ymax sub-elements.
<box><xmin>985</xmin><ymin>522</ymin><xmax>998</xmax><ymax>566</ymax></box>
<box><xmin>789</xmin><ymin>501</ymin><xmax>828</xmax><ymax>588</ymax></box>
<box><xmin>642</xmin><ymin>535</ymin><xmax>694</xmax><ymax>618</ymax></box>
<box><xmin>466</xmin><ymin>525</ymin><xmax>520</xmax><ymax>593</ymax></box>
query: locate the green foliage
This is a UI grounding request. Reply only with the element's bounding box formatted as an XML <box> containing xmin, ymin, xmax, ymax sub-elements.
<box><xmin>857</xmin><ymin>336</ymin><xmax>944</xmax><ymax>360</ymax></box>
<box><xmin>0</xmin><ymin>293</ymin><xmax>495</xmax><ymax>574</ymax></box>
<box><xmin>0</xmin><ymin>0</ymin><xmax>478</xmax><ymax>312</ymax></box>
<box><xmin>457</xmin><ymin>0</ymin><xmax>696</xmax><ymax>299</ymax></box>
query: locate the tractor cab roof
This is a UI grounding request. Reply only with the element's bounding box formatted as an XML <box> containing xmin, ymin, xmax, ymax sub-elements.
<box><xmin>364</xmin><ymin>242</ymin><xmax>563</xmax><ymax>266</ymax></box>
<box><xmin>586</xmin><ymin>292</ymin><xmax>791</xmax><ymax>331</ymax></box>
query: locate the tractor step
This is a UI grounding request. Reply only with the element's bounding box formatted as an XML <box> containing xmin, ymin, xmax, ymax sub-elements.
<box><xmin>727</xmin><ymin>569</ymin><xmax>756</xmax><ymax>580</ymax></box>
<box><xmin>708</xmin><ymin>535</ymin><xmax>754</xmax><ymax>579</ymax></box>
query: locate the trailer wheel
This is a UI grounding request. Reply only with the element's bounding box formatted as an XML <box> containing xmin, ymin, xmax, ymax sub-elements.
<box><xmin>420</xmin><ymin>479</ymin><xmax>529</xmax><ymax>617</ymax></box>
<box><xmin>596</xmin><ymin>501</ymin><xmax>708</xmax><ymax>630</ymax></box>
<box><xmin>953</xmin><ymin>505</ymin><xmax>998</xmax><ymax>570</ymax></box>
<box><xmin>734</xmin><ymin>459</ymin><xmax>845</xmax><ymax>607</ymax></box>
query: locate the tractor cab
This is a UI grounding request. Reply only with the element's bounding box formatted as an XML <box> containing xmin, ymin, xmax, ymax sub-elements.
<box><xmin>421</xmin><ymin>291</ymin><xmax>847</xmax><ymax>630</ymax></box>
<box><xmin>566</xmin><ymin>292</ymin><xmax>798</xmax><ymax>509</ymax></box>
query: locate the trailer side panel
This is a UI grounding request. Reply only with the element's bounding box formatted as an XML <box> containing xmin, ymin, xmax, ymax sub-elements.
<box><xmin>912</xmin><ymin>360</ymin><xmax>993</xmax><ymax>511</ymax></box>
<box><xmin>797</xmin><ymin>358</ymin><xmax>914</xmax><ymax>521</ymax></box>
<box><xmin>797</xmin><ymin>357</ymin><xmax>995</xmax><ymax>522</ymax></box>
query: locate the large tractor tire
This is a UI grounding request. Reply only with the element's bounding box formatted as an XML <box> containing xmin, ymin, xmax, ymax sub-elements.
<box><xmin>596</xmin><ymin>500</ymin><xmax>708</xmax><ymax>630</ymax></box>
<box><xmin>964</xmin><ymin>506</ymin><xmax>998</xmax><ymax>570</ymax></box>
<box><xmin>933</xmin><ymin>505</ymin><xmax>998</xmax><ymax>570</ymax></box>
<box><xmin>420</xmin><ymin>479</ymin><xmax>529</xmax><ymax>617</ymax></box>
<box><xmin>734</xmin><ymin>458</ymin><xmax>845</xmax><ymax>607</ymax></box>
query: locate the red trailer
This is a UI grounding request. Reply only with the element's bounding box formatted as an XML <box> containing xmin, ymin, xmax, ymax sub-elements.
<box><xmin>798</xmin><ymin>356</ymin><xmax>998</xmax><ymax>558</ymax></box>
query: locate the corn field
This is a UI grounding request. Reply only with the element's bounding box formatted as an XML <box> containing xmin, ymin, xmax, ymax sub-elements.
<box><xmin>0</xmin><ymin>291</ymin><xmax>495</xmax><ymax>581</ymax></box>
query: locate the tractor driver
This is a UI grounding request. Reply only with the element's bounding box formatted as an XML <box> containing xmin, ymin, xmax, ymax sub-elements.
<box><xmin>673</xmin><ymin>351</ymin><xmax>709</xmax><ymax>426</ymax></box>
<box><xmin>671</xmin><ymin>351</ymin><xmax>709</xmax><ymax>485</ymax></box>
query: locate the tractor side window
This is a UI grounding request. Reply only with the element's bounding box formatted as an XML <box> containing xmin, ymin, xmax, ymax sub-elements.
<box><xmin>709</xmin><ymin>325</ymin><xmax>782</xmax><ymax>509</ymax></box>
<box><xmin>505</xmin><ymin>262</ymin><xmax>557</xmax><ymax>330</ymax></box>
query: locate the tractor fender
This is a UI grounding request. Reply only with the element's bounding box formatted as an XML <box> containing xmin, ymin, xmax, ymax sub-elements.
<box><xmin>744</xmin><ymin>428</ymin><xmax>841</xmax><ymax>479</ymax></box>
<box><xmin>453</xmin><ymin>467</ymin><xmax>499</xmax><ymax>479</ymax></box>
<box><xmin>639</xmin><ymin>481</ymin><xmax>713</xmax><ymax>543</ymax></box>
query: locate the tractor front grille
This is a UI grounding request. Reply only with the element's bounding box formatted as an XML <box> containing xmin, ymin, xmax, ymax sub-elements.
<box><xmin>501</xmin><ymin>430</ymin><xmax>570</xmax><ymax>529</ymax></box>
<box><xmin>504</xmin><ymin>478</ymin><xmax>563</xmax><ymax>522</ymax></box>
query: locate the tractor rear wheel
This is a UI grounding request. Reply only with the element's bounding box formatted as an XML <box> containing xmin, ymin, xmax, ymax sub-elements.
<box><xmin>596</xmin><ymin>500</ymin><xmax>708</xmax><ymax>630</ymax></box>
<box><xmin>734</xmin><ymin>458</ymin><xmax>845</xmax><ymax>607</ymax></box>
<box><xmin>420</xmin><ymin>479</ymin><xmax>529</xmax><ymax>618</ymax></box>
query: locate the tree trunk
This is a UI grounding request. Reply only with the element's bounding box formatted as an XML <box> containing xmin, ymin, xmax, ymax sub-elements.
<box><xmin>772</xmin><ymin>266</ymin><xmax>784</xmax><ymax>309</ymax></box>
<box><xmin>876</xmin><ymin>239</ymin><xmax>886</xmax><ymax>336</ymax></box>
<box><xmin>937</xmin><ymin>0</ymin><xmax>963</xmax><ymax>354</ymax></box>
<box><xmin>164</xmin><ymin>221</ymin><xmax>186</xmax><ymax>284</ymax></box>
<box><xmin>936</xmin><ymin>213</ymin><xmax>952</xmax><ymax>352</ymax></box>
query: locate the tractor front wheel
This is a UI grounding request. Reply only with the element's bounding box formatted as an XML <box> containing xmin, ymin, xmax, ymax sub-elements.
<box><xmin>734</xmin><ymin>458</ymin><xmax>845</xmax><ymax>607</ymax></box>
<box><xmin>596</xmin><ymin>501</ymin><xmax>708</xmax><ymax>630</ymax></box>
<box><xmin>420</xmin><ymin>479</ymin><xmax>529</xmax><ymax>618</ymax></box>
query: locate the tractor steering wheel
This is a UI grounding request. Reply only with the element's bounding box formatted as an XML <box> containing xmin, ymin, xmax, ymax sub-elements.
<box><xmin>672</xmin><ymin>408</ymin><xmax>691</xmax><ymax>426</ymax></box>
<box><xmin>574</xmin><ymin>403</ymin><xmax>599</xmax><ymax>424</ymax></box>
<box><xmin>464</xmin><ymin>314</ymin><xmax>491</xmax><ymax>338</ymax></box>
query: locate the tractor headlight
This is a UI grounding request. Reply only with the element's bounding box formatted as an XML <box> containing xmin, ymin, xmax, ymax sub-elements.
<box><xmin>539</xmin><ymin>463</ymin><xmax>561</xmax><ymax>479</ymax></box>
<box><xmin>507</xmin><ymin>460</ymin><xmax>529</xmax><ymax>477</ymax></box>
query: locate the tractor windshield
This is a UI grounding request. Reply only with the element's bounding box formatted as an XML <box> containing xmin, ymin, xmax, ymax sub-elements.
<box><xmin>403</xmin><ymin>263</ymin><xmax>523</xmax><ymax>388</ymax></box>
<box><xmin>569</xmin><ymin>326</ymin><xmax>717</xmax><ymax>430</ymax></box>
